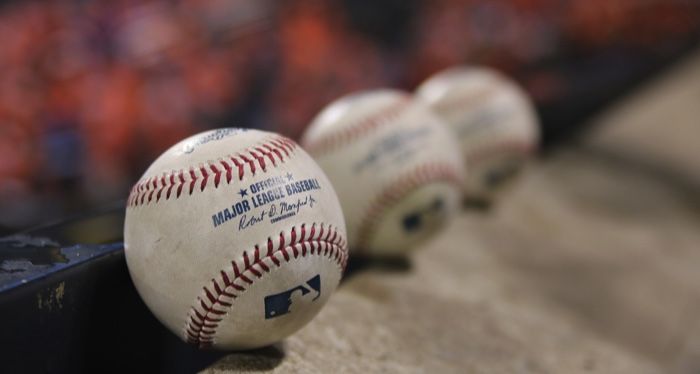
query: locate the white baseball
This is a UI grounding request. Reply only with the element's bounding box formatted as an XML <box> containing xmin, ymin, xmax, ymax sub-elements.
<box><xmin>124</xmin><ymin>128</ymin><xmax>348</xmax><ymax>350</ymax></box>
<box><xmin>416</xmin><ymin>66</ymin><xmax>540</xmax><ymax>202</ymax></box>
<box><xmin>301</xmin><ymin>89</ymin><xmax>465</xmax><ymax>256</ymax></box>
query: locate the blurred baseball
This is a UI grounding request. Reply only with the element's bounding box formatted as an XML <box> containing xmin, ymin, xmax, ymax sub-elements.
<box><xmin>301</xmin><ymin>90</ymin><xmax>464</xmax><ymax>256</ymax></box>
<box><xmin>416</xmin><ymin>66</ymin><xmax>540</xmax><ymax>202</ymax></box>
<box><xmin>124</xmin><ymin>128</ymin><xmax>348</xmax><ymax>350</ymax></box>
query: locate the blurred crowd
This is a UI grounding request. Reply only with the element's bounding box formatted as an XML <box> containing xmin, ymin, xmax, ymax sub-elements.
<box><xmin>1</xmin><ymin>0</ymin><xmax>699</xmax><ymax>231</ymax></box>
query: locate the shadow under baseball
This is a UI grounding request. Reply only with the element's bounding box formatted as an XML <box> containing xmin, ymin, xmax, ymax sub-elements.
<box><xmin>341</xmin><ymin>253</ymin><xmax>413</xmax><ymax>284</ymax></box>
<box><xmin>204</xmin><ymin>343</ymin><xmax>286</xmax><ymax>372</ymax></box>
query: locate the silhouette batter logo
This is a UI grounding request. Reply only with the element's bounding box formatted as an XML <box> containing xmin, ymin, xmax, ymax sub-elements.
<box><xmin>402</xmin><ymin>197</ymin><xmax>445</xmax><ymax>232</ymax></box>
<box><xmin>264</xmin><ymin>275</ymin><xmax>321</xmax><ymax>319</ymax></box>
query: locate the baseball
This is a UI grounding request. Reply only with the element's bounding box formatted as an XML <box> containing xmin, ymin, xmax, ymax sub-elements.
<box><xmin>416</xmin><ymin>66</ymin><xmax>540</xmax><ymax>202</ymax></box>
<box><xmin>301</xmin><ymin>89</ymin><xmax>465</xmax><ymax>256</ymax></box>
<box><xmin>124</xmin><ymin>128</ymin><xmax>348</xmax><ymax>350</ymax></box>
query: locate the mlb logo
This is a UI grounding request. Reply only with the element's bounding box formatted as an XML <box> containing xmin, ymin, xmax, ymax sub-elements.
<box><xmin>264</xmin><ymin>275</ymin><xmax>321</xmax><ymax>319</ymax></box>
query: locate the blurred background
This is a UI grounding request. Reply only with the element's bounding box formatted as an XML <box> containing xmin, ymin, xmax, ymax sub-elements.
<box><xmin>1</xmin><ymin>0</ymin><xmax>699</xmax><ymax>234</ymax></box>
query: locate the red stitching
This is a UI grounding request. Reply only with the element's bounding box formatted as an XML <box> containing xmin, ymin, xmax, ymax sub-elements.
<box><xmin>126</xmin><ymin>136</ymin><xmax>297</xmax><ymax>207</ymax></box>
<box><xmin>355</xmin><ymin>162</ymin><xmax>462</xmax><ymax>249</ymax></box>
<box><xmin>303</xmin><ymin>96</ymin><xmax>410</xmax><ymax>156</ymax></box>
<box><xmin>422</xmin><ymin>79</ymin><xmax>537</xmax><ymax>167</ymax></box>
<box><xmin>183</xmin><ymin>223</ymin><xmax>347</xmax><ymax>348</ymax></box>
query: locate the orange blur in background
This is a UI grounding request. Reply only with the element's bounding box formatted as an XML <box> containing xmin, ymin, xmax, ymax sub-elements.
<box><xmin>0</xmin><ymin>0</ymin><xmax>698</xmax><ymax>231</ymax></box>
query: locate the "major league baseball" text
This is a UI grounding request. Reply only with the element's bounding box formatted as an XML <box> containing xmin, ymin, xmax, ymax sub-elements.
<box><xmin>211</xmin><ymin>173</ymin><xmax>322</xmax><ymax>229</ymax></box>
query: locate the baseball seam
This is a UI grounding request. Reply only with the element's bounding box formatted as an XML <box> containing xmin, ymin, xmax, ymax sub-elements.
<box><xmin>184</xmin><ymin>223</ymin><xmax>348</xmax><ymax>348</ymax></box>
<box><xmin>355</xmin><ymin>162</ymin><xmax>462</xmax><ymax>250</ymax></box>
<box><xmin>303</xmin><ymin>97</ymin><xmax>411</xmax><ymax>156</ymax></box>
<box><xmin>126</xmin><ymin>136</ymin><xmax>297</xmax><ymax>207</ymax></box>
